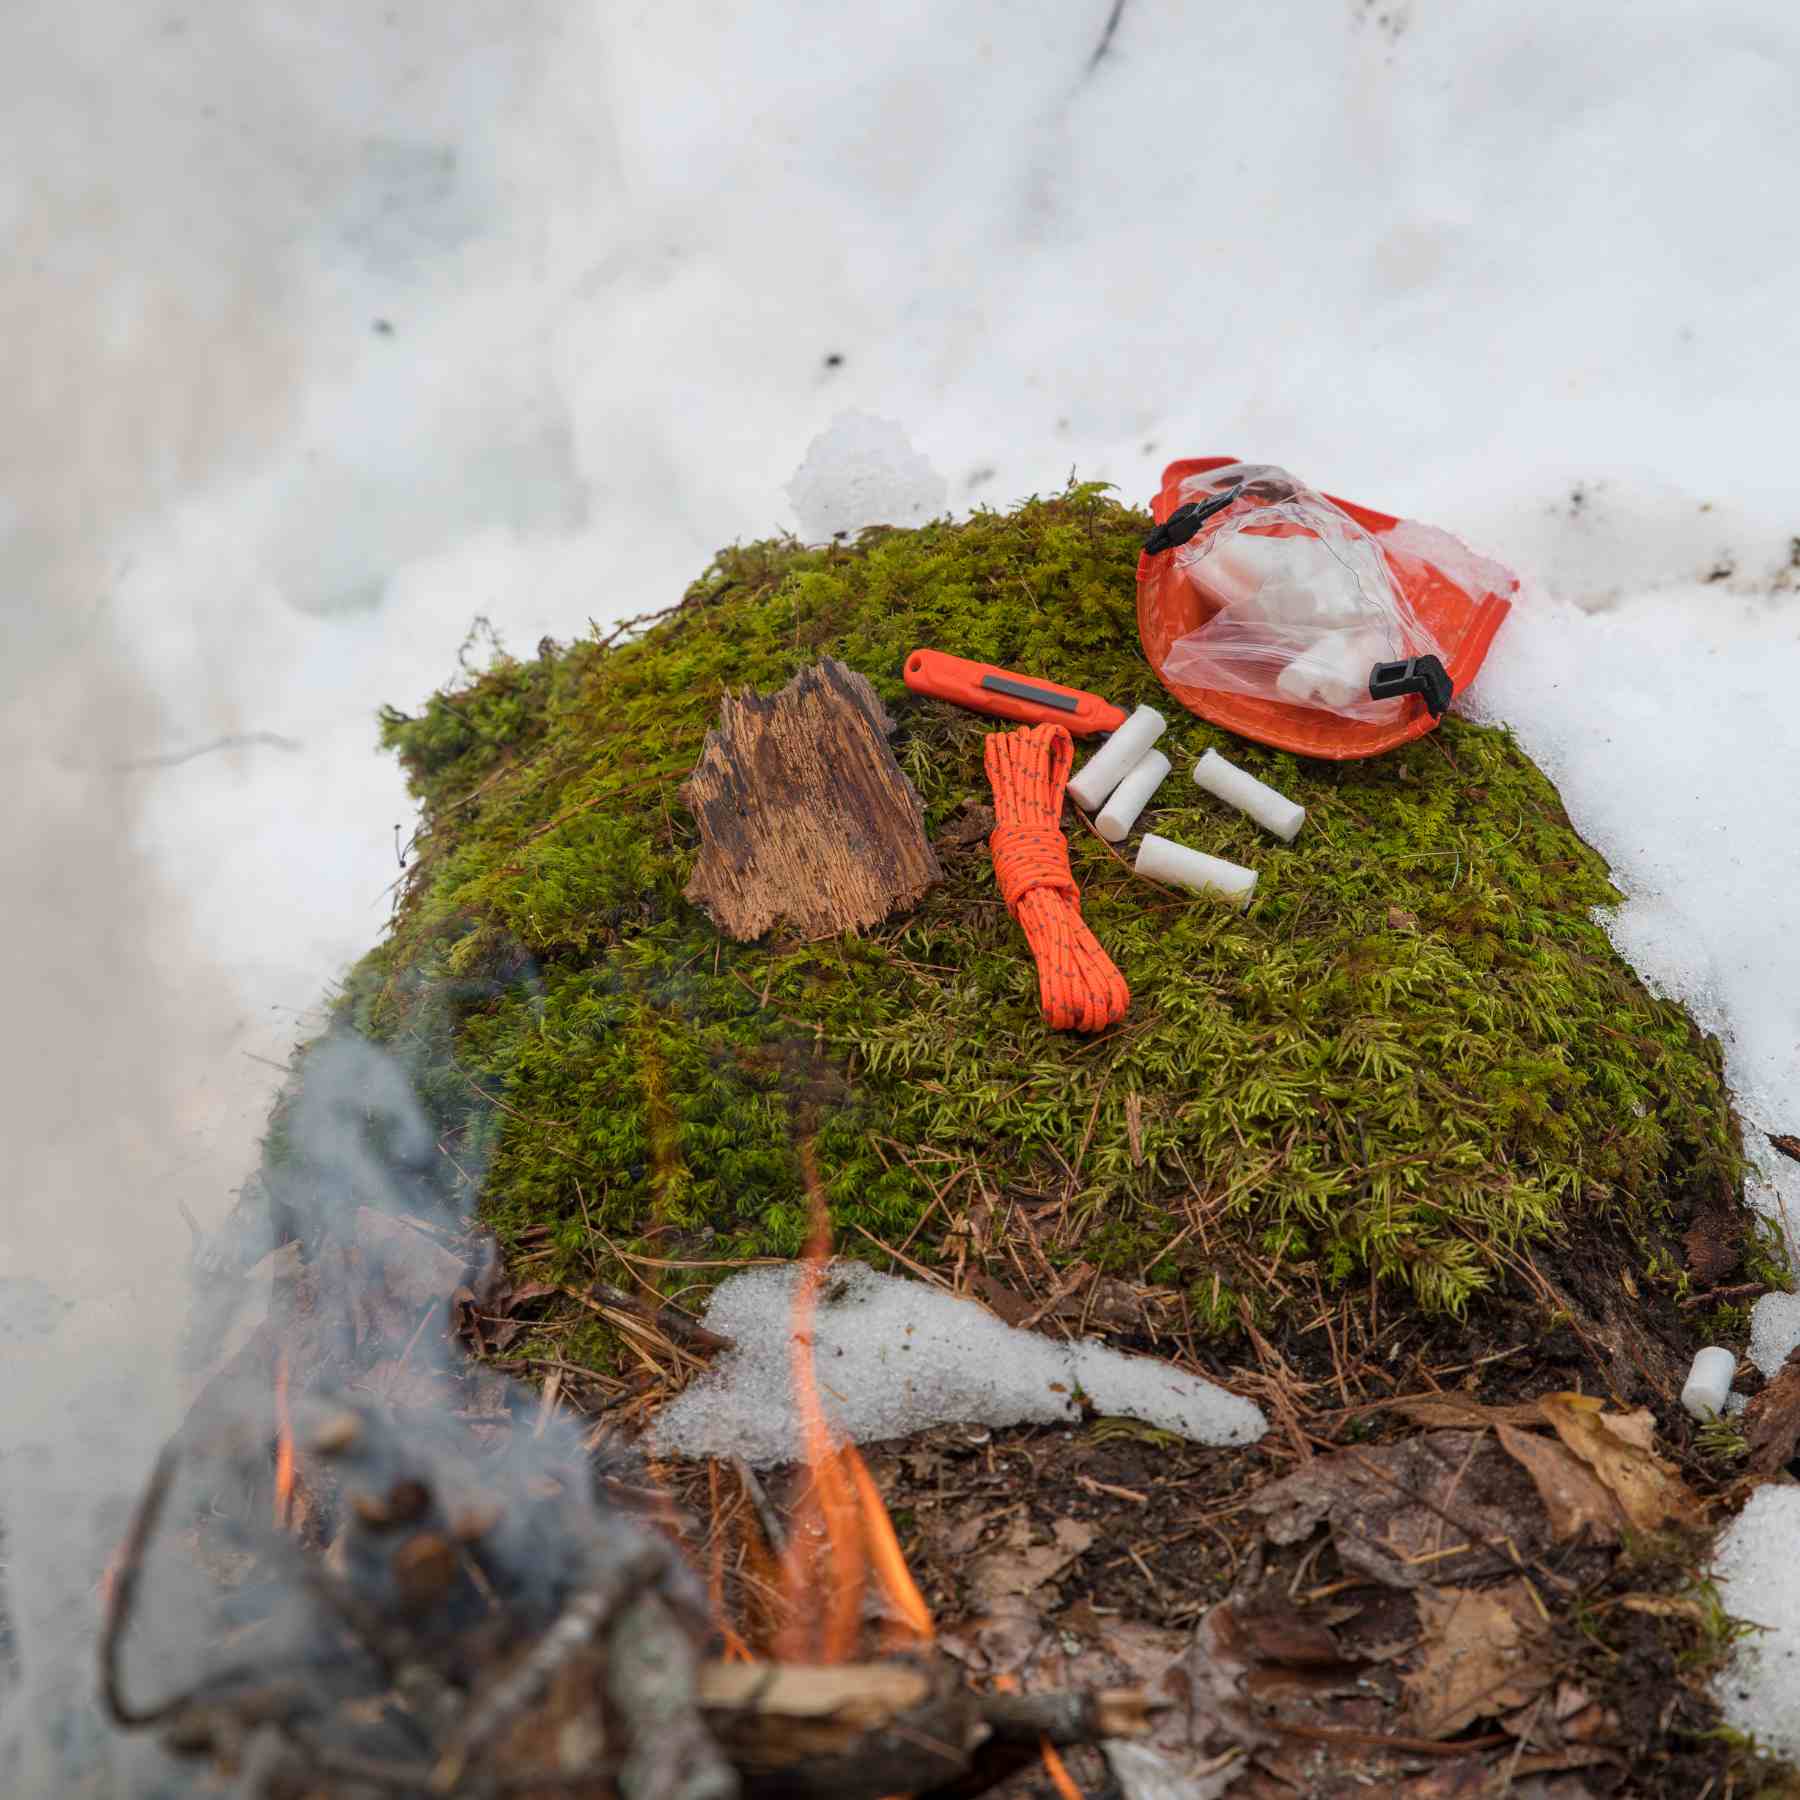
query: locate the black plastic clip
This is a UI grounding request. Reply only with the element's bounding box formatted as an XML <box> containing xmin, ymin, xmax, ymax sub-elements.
<box><xmin>1368</xmin><ymin>654</ymin><xmax>1454</xmax><ymax>718</ymax></box>
<box><xmin>1141</xmin><ymin>482</ymin><xmax>1245</xmax><ymax>555</ymax></box>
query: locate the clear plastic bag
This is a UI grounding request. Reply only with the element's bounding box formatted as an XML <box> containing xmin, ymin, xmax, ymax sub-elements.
<box><xmin>1159</xmin><ymin>463</ymin><xmax>1447</xmax><ymax>721</ymax></box>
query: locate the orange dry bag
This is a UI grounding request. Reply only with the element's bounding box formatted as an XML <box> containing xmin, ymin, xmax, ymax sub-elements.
<box><xmin>1136</xmin><ymin>457</ymin><xmax>1515</xmax><ymax>761</ymax></box>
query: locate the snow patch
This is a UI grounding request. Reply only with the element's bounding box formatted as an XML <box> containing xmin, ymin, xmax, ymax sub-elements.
<box><xmin>1713</xmin><ymin>1486</ymin><xmax>1800</xmax><ymax>1762</ymax></box>
<box><xmin>1461</xmin><ymin>577</ymin><xmax>1800</xmax><ymax>1221</ymax></box>
<box><xmin>1748</xmin><ymin>1291</ymin><xmax>1800</xmax><ymax>1379</ymax></box>
<box><xmin>785</xmin><ymin>411</ymin><xmax>948</xmax><ymax>543</ymax></box>
<box><xmin>649</xmin><ymin>1262</ymin><xmax>1266</xmax><ymax>1467</ymax></box>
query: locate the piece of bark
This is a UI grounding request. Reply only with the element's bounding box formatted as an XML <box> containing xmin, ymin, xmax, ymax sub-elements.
<box><xmin>1745</xmin><ymin>1344</ymin><xmax>1800</xmax><ymax>1475</ymax></box>
<box><xmin>682</xmin><ymin>659</ymin><xmax>941</xmax><ymax>940</ymax></box>
<box><xmin>1682</xmin><ymin>1198</ymin><xmax>1744</xmax><ymax>1286</ymax></box>
<box><xmin>698</xmin><ymin>1660</ymin><xmax>1149</xmax><ymax>1800</ymax></box>
<box><xmin>699</xmin><ymin>1659</ymin><xmax>984</xmax><ymax>1799</ymax></box>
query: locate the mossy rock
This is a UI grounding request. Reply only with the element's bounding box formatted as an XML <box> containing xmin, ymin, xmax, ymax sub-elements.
<box><xmin>269</xmin><ymin>485</ymin><xmax>1754</xmax><ymax>1362</ymax></box>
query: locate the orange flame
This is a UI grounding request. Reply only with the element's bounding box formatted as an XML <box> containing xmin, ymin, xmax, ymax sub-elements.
<box><xmin>272</xmin><ymin>1348</ymin><xmax>295</xmax><ymax>1532</ymax></box>
<box><xmin>1040</xmin><ymin>1740</ymin><xmax>1084</xmax><ymax>1800</ymax></box>
<box><xmin>841</xmin><ymin>1438</ymin><xmax>932</xmax><ymax>1648</ymax></box>
<box><xmin>769</xmin><ymin>1158</ymin><xmax>932</xmax><ymax>1662</ymax></box>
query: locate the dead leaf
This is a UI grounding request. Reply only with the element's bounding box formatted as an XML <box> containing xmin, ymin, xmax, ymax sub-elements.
<box><xmin>939</xmin><ymin>1593</ymin><xmax>1046</xmax><ymax>1678</ymax></box>
<box><xmin>360</xmin><ymin>1356</ymin><xmax>456</xmax><ymax>1415</ymax></box>
<box><xmin>966</xmin><ymin>1516</ymin><xmax>1097</xmax><ymax>1606</ymax></box>
<box><xmin>1401</xmin><ymin>1581</ymin><xmax>1552</xmax><ymax>1739</ymax></box>
<box><xmin>482</xmin><ymin>1317</ymin><xmax>531</xmax><ymax>1353</ymax></box>
<box><xmin>1099</xmin><ymin>1601</ymin><xmax>1282</xmax><ymax>1797</ymax></box>
<box><xmin>1496</xmin><ymin>1423</ymin><xmax>1624</xmax><ymax>1544</ymax></box>
<box><xmin>969</xmin><ymin>1272</ymin><xmax>1037</xmax><ymax>1327</ymax></box>
<box><xmin>450</xmin><ymin>1283</ymin><xmax>482</xmax><ymax>1352</ymax></box>
<box><xmin>943</xmin><ymin>1503</ymin><xmax>1021</xmax><ymax>1559</ymax></box>
<box><xmin>1248</xmin><ymin>1432</ymin><xmax>1549</xmax><ymax>1589</ymax></box>
<box><xmin>1387</xmin><ymin>906</ymin><xmax>1420</xmax><ymax>931</ymax></box>
<box><xmin>353</xmin><ymin>1208</ymin><xmax>469</xmax><ymax>1317</ymax></box>
<box><xmin>1220</xmin><ymin>1595</ymin><xmax>1356</xmax><ymax>1670</ymax></box>
<box><xmin>1536</xmin><ymin>1394</ymin><xmax>1694</xmax><ymax>1531</ymax></box>
<box><xmin>1390</xmin><ymin>1764</ymin><xmax>1494</xmax><ymax>1798</ymax></box>
<box><xmin>1745</xmin><ymin>1344</ymin><xmax>1800</xmax><ymax>1475</ymax></box>
<box><xmin>933</xmin><ymin>802</ymin><xmax>996</xmax><ymax>851</ymax></box>
<box><xmin>1057</xmin><ymin>1595</ymin><xmax>1111</xmax><ymax>1641</ymax></box>
<box><xmin>1104</xmin><ymin>1740</ymin><xmax>1241</xmax><ymax>1800</ymax></box>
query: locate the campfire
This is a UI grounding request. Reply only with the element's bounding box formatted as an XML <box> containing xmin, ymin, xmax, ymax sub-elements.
<box><xmin>101</xmin><ymin>1190</ymin><xmax>1152</xmax><ymax>1800</ymax></box>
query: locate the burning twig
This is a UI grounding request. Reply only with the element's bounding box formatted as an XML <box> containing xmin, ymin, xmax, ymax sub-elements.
<box><xmin>103</xmin><ymin>1414</ymin><xmax>1153</xmax><ymax>1799</ymax></box>
<box><xmin>696</xmin><ymin>1660</ymin><xmax>1154</xmax><ymax>1800</ymax></box>
<box><xmin>979</xmin><ymin>1687</ymin><xmax>1156</xmax><ymax>1745</ymax></box>
<box><xmin>428</xmin><ymin>1540</ymin><xmax>719</xmax><ymax>1797</ymax></box>
<box><xmin>273</xmin><ymin>1349</ymin><xmax>296</xmax><ymax>1530</ymax></box>
<box><xmin>99</xmin><ymin>1443</ymin><xmax>185</xmax><ymax>1727</ymax></box>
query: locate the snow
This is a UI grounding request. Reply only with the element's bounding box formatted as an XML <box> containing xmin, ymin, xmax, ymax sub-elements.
<box><xmin>650</xmin><ymin>1263</ymin><xmax>1266</xmax><ymax>1467</ymax></box>
<box><xmin>786</xmin><ymin>411</ymin><xmax>948</xmax><ymax>542</ymax></box>
<box><xmin>1713</xmin><ymin>1486</ymin><xmax>1800</xmax><ymax>1761</ymax></box>
<box><xmin>1748</xmin><ymin>1291</ymin><xmax>1800</xmax><ymax>1379</ymax></box>
<box><xmin>1460</xmin><ymin>580</ymin><xmax>1800</xmax><ymax>1226</ymax></box>
<box><xmin>7</xmin><ymin>0</ymin><xmax>1800</xmax><ymax>1775</ymax></box>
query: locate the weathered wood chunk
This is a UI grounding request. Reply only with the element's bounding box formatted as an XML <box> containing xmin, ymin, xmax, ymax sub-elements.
<box><xmin>682</xmin><ymin>658</ymin><xmax>940</xmax><ymax>941</ymax></box>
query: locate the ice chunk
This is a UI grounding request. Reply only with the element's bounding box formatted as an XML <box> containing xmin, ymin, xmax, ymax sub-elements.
<box><xmin>1748</xmin><ymin>1290</ymin><xmax>1800</xmax><ymax>1377</ymax></box>
<box><xmin>649</xmin><ymin>1263</ymin><xmax>1266</xmax><ymax>1467</ymax></box>
<box><xmin>785</xmin><ymin>411</ymin><xmax>948</xmax><ymax>542</ymax></box>
<box><xmin>1713</xmin><ymin>1486</ymin><xmax>1800</xmax><ymax>1760</ymax></box>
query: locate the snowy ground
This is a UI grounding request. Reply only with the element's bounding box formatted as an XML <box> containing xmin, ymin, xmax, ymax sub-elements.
<box><xmin>5</xmin><ymin>0</ymin><xmax>1800</xmax><ymax>1778</ymax></box>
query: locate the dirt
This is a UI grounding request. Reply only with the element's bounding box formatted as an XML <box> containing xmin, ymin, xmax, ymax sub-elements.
<box><xmin>655</xmin><ymin>1165</ymin><xmax>1785</xmax><ymax>1800</ymax></box>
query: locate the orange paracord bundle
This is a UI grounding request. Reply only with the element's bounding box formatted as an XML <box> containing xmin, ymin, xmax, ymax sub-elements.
<box><xmin>984</xmin><ymin>723</ymin><xmax>1130</xmax><ymax>1033</ymax></box>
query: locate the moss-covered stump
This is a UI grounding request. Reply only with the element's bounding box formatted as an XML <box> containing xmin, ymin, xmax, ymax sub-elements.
<box><xmin>283</xmin><ymin>486</ymin><xmax>1761</xmax><ymax>1377</ymax></box>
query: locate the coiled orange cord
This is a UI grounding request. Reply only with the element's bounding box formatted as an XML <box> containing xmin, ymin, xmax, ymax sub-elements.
<box><xmin>984</xmin><ymin>723</ymin><xmax>1130</xmax><ymax>1034</ymax></box>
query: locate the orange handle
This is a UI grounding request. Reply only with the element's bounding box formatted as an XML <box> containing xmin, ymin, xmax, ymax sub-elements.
<box><xmin>902</xmin><ymin>649</ymin><xmax>1127</xmax><ymax>736</ymax></box>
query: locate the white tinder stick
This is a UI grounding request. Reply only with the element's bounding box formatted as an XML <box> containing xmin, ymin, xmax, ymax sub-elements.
<box><xmin>1095</xmin><ymin>750</ymin><xmax>1171</xmax><ymax>842</ymax></box>
<box><xmin>1135</xmin><ymin>834</ymin><xmax>1257</xmax><ymax>909</ymax></box>
<box><xmin>1191</xmin><ymin>749</ymin><xmax>1304</xmax><ymax>842</ymax></box>
<box><xmin>1067</xmin><ymin>706</ymin><xmax>1166</xmax><ymax>813</ymax></box>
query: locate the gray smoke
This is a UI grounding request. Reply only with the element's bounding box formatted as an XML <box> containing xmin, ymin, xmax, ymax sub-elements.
<box><xmin>0</xmin><ymin>5</ymin><xmax>583</xmax><ymax>1792</ymax></box>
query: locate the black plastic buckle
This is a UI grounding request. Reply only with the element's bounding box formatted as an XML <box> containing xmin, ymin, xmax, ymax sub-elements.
<box><xmin>1368</xmin><ymin>654</ymin><xmax>1454</xmax><ymax>718</ymax></box>
<box><xmin>1141</xmin><ymin>482</ymin><xmax>1244</xmax><ymax>556</ymax></box>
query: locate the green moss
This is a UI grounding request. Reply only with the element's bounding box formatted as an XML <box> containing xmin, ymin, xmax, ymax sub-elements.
<box><xmin>289</xmin><ymin>485</ymin><xmax>1741</xmax><ymax>1325</ymax></box>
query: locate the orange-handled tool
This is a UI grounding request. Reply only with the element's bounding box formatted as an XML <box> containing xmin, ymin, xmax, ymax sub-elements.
<box><xmin>902</xmin><ymin>649</ymin><xmax>1127</xmax><ymax>736</ymax></box>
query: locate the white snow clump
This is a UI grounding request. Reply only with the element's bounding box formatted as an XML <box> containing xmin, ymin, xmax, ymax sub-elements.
<box><xmin>785</xmin><ymin>411</ymin><xmax>948</xmax><ymax>542</ymax></box>
<box><xmin>650</xmin><ymin>1262</ymin><xmax>1266</xmax><ymax>1467</ymax></box>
